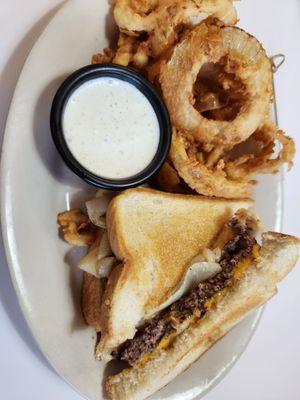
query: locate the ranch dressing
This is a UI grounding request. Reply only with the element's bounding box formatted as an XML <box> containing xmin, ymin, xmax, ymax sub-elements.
<box><xmin>63</xmin><ymin>77</ymin><xmax>160</xmax><ymax>179</ymax></box>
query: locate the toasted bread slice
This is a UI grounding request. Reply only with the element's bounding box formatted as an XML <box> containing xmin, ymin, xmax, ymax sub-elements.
<box><xmin>82</xmin><ymin>272</ymin><xmax>104</xmax><ymax>332</ymax></box>
<box><xmin>106</xmin><ymin>232</ymin><xmax>300</xmax><ymax>400</ymax></box>
<box><xmin>97</xmin><ymin>188</ymin><xmax>253</xmax><ymax>359</ymax></box>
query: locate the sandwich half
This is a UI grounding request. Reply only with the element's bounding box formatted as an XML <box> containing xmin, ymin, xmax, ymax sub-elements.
<box><xmin>59</xmin><ymin>188</ymin><xmax>298</xmax><ymax>400</ymax></box>
<box><xmin>106</xmin><ymin>229</ymin><xmax>299</xmax><ymax>400</ymax></box>
<box><xmin>96</xmin><ymin>188</ymin><xmax>253</xmax><ymax>360</ymax></box>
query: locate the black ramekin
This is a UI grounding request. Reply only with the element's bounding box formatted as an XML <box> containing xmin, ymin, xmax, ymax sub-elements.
<box><xmin>50</xmin><ymin>63</ymin><xmax>172</xmax><ymax>190</ymax></box>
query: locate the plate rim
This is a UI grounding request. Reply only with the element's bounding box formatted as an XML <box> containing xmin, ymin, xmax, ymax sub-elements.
<box><xmin>0</xmin><ymin>0</ymin><xmax>283</xmax><ymax>398</ymax></box>
<box><xmin>0</xmin><ymin>2</ymin><xmax>94</xmax><ymax>399</ymax></box>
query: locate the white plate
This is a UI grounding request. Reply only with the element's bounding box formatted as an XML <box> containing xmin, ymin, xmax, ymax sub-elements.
<box><xmin>0</xmin><ymin>1</ymin><xmax>283</xmax><ymax>399</ymax></box>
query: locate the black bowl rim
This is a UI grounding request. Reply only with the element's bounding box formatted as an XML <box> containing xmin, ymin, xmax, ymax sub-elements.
<box><xmin>50</xmin><ymin>63</ymin><xmax>172</xmax><ymax>190</ymax></box>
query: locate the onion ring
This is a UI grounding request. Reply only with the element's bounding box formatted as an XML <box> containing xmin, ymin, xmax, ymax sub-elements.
<box><xmin>169</xmin><ymin>130</ymin><xmax>253</xmax><ymax>199</ymax></box>
<box><xmin>114</xmin><ymin>0</ymin><xmax>237</xmax><ymax>58</ymax></box>
<box><xmin>169</xmin><ymin>121</ymin><xmax>295</xmax><ymax>199</ymax></box>
<box><xmin>224</xmin><ymin>120</ymin><xmax>295</xmax><ymax>179</ymax></box>
<box><xmin>160</xmin><ymin>20</ymin><xmax>273</xmax><ymax>147</ymax></box>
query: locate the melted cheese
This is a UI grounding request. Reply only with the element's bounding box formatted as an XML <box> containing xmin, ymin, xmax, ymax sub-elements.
<box><xmin>252</xmin><ymin>244</ymin><xmax>260</xmax><ymax>260</ymax></box>
<box><xmin>233</xmin><ymin>257</ymin><xmax>252</xmax><ymax>279</ymax></box>
<box><xmin>233</xmin><ymin>244</ymin><xmax>260</xmax><ymax>279</ymax></box>
<box><xmin>138</xmin><ymin>334</ymin><xmax>176</xmax><ymax>365</ymax></box>
<box><xmin>144</xmin><ymin>260</ymin><xmax>221</xmax><ymax>319</ymax></box>
<box><xmin>205</xmin><ymin>292</ymin><xmax>223</xmax><ymax>310</ymax></box>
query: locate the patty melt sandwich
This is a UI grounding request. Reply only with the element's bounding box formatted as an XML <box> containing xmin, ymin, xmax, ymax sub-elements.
<box><xmin>59</xmin><ymin>189</ymin><xmax>299</xmax><ymax>400</ymax></box>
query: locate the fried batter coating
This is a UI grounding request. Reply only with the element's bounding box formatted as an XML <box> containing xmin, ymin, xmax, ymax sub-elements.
<box><xmin>169</xmin><ymin>123</ymin><xmax>295</xmax><ymax>199</ymax></box>
<box><xmin>112</xmin><ymin>33</ymin><xmax>150</xmax><ymax>68</ymax></box>
<box><xmin>114</xmin><ymin>0</ymin><xmax>237</xmax><ymax>59</ymax></box>
<box><xmin>92</xmin><ymin>48</ymin><xmax>115</xmax><ymax>64</ymax></box>
<box><xmin>58</xmin><ymin>209</ymin><xmax>96</xmax><ymax>246</ymax></box>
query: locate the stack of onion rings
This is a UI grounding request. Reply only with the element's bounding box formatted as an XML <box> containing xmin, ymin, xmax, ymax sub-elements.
<box><xmin>93</xmin><ymin>3</ymin><xmax>295</xmax><ymax>199</ymax></box>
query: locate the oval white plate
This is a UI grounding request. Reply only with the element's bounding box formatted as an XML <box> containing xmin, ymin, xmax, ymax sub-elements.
<box><xmin>1</xmin><ymin>1</ymin><xmax>283</xmax><ymax>399</ymax></box>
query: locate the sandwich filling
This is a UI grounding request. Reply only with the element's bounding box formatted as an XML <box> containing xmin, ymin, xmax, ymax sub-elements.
<box><xmin>111</xmin><ymin>213</ymin><xmax>259</xmax><ymax>365</ymax></box>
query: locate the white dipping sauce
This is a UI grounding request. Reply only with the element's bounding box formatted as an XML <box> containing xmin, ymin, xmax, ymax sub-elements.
<box><xmin>63</xmin><ymin>77</ymin><xmax>160</xmax><ymax>179</ymax></box>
